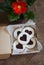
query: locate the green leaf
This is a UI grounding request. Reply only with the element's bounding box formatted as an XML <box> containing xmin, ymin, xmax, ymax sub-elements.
<box><xmin>4</xmin><ymin>0</ymin><xmax>16</xmax><ymax>3</ymax></box>
<box><xmin>0</xmin><ymin>3</ymin><xmax>11</xmax><ymax>11</ymax></box>
<box><xmin>4</xmin><ymin>0</ymin><xmax>11</xmax><ymax>6</ymax></box>
<box><xmin>25</xmin><ymin>0</ymin><xmax>36</xmax><ymax>6</ymax></box>
<box><xmin>24</xmin><ymin>11</ymin><xmax>35</xmax><ymax>20</ymax></box>
<box><xmin>1</xmin><ymin>7</ymin><xmax>9</xmax><ymax>12</ymax></box>
<box><xmin>0</xmin><ymin>0</ymin><xmax>17</xmax><ymax>12</ymax></box>
<box><xmin>7</xmin><ymin>12</ymin><xmax>20</xmax><ymax>21</ymax></box>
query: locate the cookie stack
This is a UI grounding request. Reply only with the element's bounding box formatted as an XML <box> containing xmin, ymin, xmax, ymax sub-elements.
<box><xmin>13</xmin><ymin>27</ymin><xmax>37</xmax><ymax>53</ymax></box>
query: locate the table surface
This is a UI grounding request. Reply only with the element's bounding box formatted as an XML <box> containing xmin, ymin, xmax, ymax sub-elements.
<box><xmin>0</xmin><ymin>0</ymin><xmax>44</xmax><ymax>65</ymax></box>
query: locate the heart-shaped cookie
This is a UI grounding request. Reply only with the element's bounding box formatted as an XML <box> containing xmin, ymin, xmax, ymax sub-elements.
<box><xmin>14</xmin><ymin>28</ymin><xmax>22</xmax><ymax>39</ymax></box>
<box><xmin>22</xmin><ymin>27</ymin><xmax>34</xmax><ymax>39</ymax></box>
<box><xmin>18</xmin><ymin>32</ymin><xmax>30</xmax><ymax>45</ymax></box>
<box><xmin>25</xmin><ymin>37</ymin><xmax>36</xmax><ymax>49</ymax></box>
<box><xmin>13</xmin><ymin>41</ymin><xmax>25</xmax><ymax>53</ymax></box>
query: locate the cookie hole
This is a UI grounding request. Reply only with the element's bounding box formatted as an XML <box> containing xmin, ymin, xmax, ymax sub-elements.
<box><xmin>17</xmin><ymin>31</ymin><xmax>21</xmax><ymax>36</ymax></box>
<box><xmin>25</xmin><ymin>30</ymin><xmax>32</xmax><ymax>35</ymax></box>
<box><xmin>20</xmin><ymin>34</ymin><xmax>27</xmax><ymax>41</ymax></box>
<box><xmin>16</xmin><ymin>43</ymin><xmax>23</xmax><ymax>49</ymax></box>
<box><xmin>27</xmin><ymin>40</ymin><xmax>33</xmax><ymax>45</ymax></box>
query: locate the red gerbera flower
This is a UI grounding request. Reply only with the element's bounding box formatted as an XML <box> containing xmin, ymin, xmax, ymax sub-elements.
<box><xmin>11</xmin><ymin>1</ymin><xmax>27</xmax><ymax>14</ymax></box>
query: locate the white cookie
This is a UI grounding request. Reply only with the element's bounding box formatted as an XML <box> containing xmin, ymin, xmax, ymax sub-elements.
<box><xmin>14</xmin><ymin>28</ymin><xmax>22</xmax><ymax>39</ymax></box>
<box><xmin>13</xmin><ymin>41</ymin><xmax>25</xmax><ymax>53</ymax></box>
<box><xmin>22</xmin><ymin>27</ymin><xmax>34</xmax><ymax>39</ymax></box>
<box><xmin>25</xmin><ymin>37</ymin><xmax>36</xmax><ymax>49</ymax></box>
<box><xmin>18</xmin><ymin>32</ymin><xmax>30</xmax><ymax>45</ymax></box>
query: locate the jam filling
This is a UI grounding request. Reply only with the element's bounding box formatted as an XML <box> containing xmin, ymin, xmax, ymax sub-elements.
<box><xmin>17</xmin><ymin>31</ymin><xmax>21</xmax><ymax>36</ymax></box>
<box><xmin>16</xmin><ymin>43</ymin><xmax>23</xmax><ymax>49</ymax></box>
<box><xmin>20</xmin><ymin>34</ymin><xmax>27</xmax><ymax>41</ymax></box>
<box><xmin>25</xmin><ymin>30</ymin><xmax>32</xmax><ymax>35</ymax></box>
<box><xmin>27</xmin><ymin>40</ymin><xmax>33</xmax><ymax>45</ymax></box>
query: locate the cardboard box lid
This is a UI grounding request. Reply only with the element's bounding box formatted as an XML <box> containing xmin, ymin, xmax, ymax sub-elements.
<box><xmin>0</xmin><ymin>27</ymin><xmax>11</xmax><ymax>59</ymax></box>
